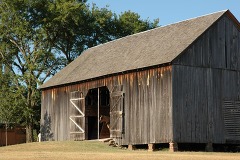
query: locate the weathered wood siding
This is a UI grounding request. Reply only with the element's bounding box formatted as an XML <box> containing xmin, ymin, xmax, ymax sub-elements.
<box><xmin>41</xmin><ymin>66</ymin><xmax>172</xmax><ymax>145</ymax></box>
<box><xmin>172</xmin><ymin>15</ymin><xmax>240</xmax><ymax>143</ymax></box>
<box><xmin>174</xmin><ymin>15</ymin><xmax>240</xmax><ymax>70</ymax></box>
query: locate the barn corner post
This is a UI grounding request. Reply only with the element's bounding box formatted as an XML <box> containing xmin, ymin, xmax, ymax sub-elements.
<box><xmin>97</xmin><ymin>87</ymin><xmax>100</xmax><ymax>140</ymax></box>
<box><xmin>170</xmin><ymin>66</ymin><xmax>176</xmax><ymax>152</ymax></box>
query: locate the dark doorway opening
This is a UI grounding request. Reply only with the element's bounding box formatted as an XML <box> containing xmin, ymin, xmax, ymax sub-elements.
<box><xmin>85</xmin><ymin>86</ymin><xmax>110</xmax><ymax>140</ymax></box>
<box><xmin>87</xmin><ymin>116</ymin><xmax>98</xmax><ymax>140</ymax></box>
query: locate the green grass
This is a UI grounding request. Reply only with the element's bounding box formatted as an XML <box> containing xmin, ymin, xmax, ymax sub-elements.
<box><xmin>5</xmin><ymin>141</ymin><xmax>123</xmax><ymax>152</ymax></box>
<box><xmin>0</xmin><ymin>141</ymin><xmax>240</xmax><ymax>160</ymax></box>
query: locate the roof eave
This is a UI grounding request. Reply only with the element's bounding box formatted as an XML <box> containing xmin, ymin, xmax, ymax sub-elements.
<box><xmin>40</xmin><ymin>62</ymin><xmax>172</xmax><ymax>90</ymax></box>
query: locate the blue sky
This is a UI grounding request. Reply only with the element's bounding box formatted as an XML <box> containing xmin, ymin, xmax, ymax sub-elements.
<box><xmin>88</xmin><ymin>0</ymin><xmax>240</xmax><ymax>26</ymax></box>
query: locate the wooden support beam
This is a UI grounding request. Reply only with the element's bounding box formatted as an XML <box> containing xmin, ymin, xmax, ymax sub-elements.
<box><xmin>169</xmin><ymin>142</ymin><xmax>178</xmax><ymax>152</ymax></box>
<box><xmin>98</xmin><ymin>87</ymin><xmax>100</xmax><ymax>140</ymax></box>
<box><xmin>128</xmin><ymin>144</ymin><xmax>136</xmax><ymax>150</ymax></box>
<box><xmin>148</xmin><ymin>143</ymin><xmax>155</xmax><ymax>152</ymax></box>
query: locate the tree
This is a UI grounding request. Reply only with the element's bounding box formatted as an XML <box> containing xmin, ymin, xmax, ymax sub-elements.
<box><xmin>116</xmin><ymin>11</ymin><xmax>159</xmax><ymax>37</ymax></box>
<box><xmin>0</xmin><ymin>0</ymin><xmax>61</xmax><ymax>142</ymax></box>
<box><xmin>0</xmin><ymin>69</ymin><xmax>25</xmax><ymax>145</ymax></box>
<box><xmin>0</xmin><ymin>0</ymin><xmax>159</xmax><ymax>142</ymax></box>
<box><xmin>27</xmin><ymin>0</ymin><xmax>93</xmax><ymax>64</ymax></box>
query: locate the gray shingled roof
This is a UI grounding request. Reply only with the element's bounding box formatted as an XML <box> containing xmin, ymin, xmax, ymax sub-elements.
<box><xmin>40</xmin><ymin>10</ymin><xmax>230</xmax><ymax>89</ymax></box>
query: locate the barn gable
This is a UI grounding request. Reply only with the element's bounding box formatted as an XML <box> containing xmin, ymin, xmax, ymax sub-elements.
<box><xmin>173</xmin><ymin>13</ymin><xmax>240</xmax><ymax>70</ymax></box>
<box><xmin>40</xmin><ymin>10</ymin><xmax>229</xmax><ymax>89</ymax></box>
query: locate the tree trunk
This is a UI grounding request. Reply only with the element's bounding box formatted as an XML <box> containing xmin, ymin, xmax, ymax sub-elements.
<box><xmin>26</xmin><ymin>123</ymin><xmax>34</xmax><ymax>142</ymax></box>
<box><xmin>26</xmin><ymin>82</ymin><xmax>34</xmax><ymax>143</ymax></box>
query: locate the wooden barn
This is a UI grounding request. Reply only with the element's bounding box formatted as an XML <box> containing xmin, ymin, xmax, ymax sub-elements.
<box><xmin>40</xmin><ymin>10</ymin><xmax>240</xmax><ymax>151</ymax></box>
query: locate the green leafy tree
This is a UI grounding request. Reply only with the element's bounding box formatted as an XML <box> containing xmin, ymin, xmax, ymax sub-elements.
<box><xmin>116</xmin><ymin>11</ymin><xmax>159</xmax><ymax>36</ymax></box>
<box><xmin>36</xmin><ymin>0</ymin><xmax>93</xmax><ymax>64</ymax></box>
<box><xmin>0</xmin><ymin>69</ymin><xmax>25</xmax><ymax>145</ymax></box>
<box><xmin>0</xmin><ymin>0</ymin><xmax>61</xmax><ymax>142</ymax></box>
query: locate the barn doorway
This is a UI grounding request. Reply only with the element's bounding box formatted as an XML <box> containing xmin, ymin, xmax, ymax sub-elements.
<box><xmin>85</xmin><ymin>86</ymin><xmax>110</xmax><ymax>140</ymax></box>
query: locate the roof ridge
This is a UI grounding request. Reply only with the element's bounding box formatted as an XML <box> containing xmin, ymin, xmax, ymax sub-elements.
<box><xmin>160</xmin><ymin>9</ymin><xmax>228</xmax><ymax>28</ymax></box>
<box><xmin>86</xmin><ymin>10</ymin><xmax>228</xmax><ymax>52</ymax></box>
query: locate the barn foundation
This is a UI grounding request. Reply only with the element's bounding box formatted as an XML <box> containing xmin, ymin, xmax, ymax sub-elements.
<box><xmin>169</xmin><ymin>142</ymin><xmax>178</xmax><ymax>152</ymax></box>
<box><xmin>148</xmin><ymin>144</ymin><xmax>155</xmax><ymax>151</ymax></box>
<box><xmin>128</xmin><ymin>144</ymin><xmax>136</xmax><ymax>150</ymax></box>
<box><xmin>205</xmin><ymin>143</ymin><xmax>213</xmax><ymax>152</ymax></box>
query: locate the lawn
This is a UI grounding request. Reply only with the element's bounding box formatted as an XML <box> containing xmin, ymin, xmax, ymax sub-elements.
<box><xmin>0</xmin><ymin>141</ymin><xmax>239</xmax><ymax>160</ymax></box>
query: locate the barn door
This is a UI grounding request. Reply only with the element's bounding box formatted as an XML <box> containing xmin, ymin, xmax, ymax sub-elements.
<box><xmin>69</xmin><ymin>91</ymin><xmax>85</xmax><ymax>141</ymax></box>
<box><xmin>110</xmin><ymin>85</ymin><xmax>125</xmax><ymax>138</ymax></box>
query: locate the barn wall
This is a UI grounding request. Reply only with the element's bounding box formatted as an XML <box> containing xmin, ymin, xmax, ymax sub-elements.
<box><xmin>172</xmin><ymin>15</ymin><xmax>240</xmax><ymax>144</ymax></box>
<box><xmin>173</xmin><ymin>65</ymin><xmax>240</xmax><ymax>143</ymax></box>
<box><xmin>41</xmin><ymin>66</ymin><xmax>173</xmax><ymax>145</ymax></box>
